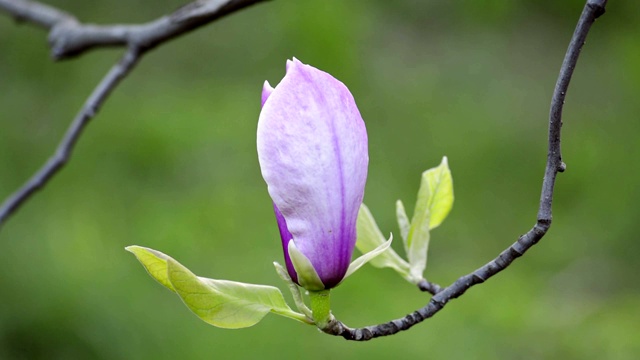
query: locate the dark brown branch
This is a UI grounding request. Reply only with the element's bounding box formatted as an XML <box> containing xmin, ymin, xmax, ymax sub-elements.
<box><xmin>0</xmin><ymin>0</ymin><xmax>268</xmax><ymax>229</ymax></box>
<box><xmin>0</xmin><ymin>0</ymin><xmax>268</xmax><ymax>60</ymax></box>
<box><xmin>321</xmin><ymin>0</ymin><xmax>608</xmax><ymax>341</ymax></box>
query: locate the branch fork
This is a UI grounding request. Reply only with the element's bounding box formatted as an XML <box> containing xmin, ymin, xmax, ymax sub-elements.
<box><xmin>0</xmin><ymin>0</ymin><xmax>267</xmax><ymax>228</ymax></box>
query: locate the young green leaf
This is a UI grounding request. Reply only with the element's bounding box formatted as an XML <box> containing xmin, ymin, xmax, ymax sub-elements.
<box><xmin>345</xmin><ymin>235</ymin><xmax>392</xmax><ymax>279</ymax></box>
<box><xmin>355</xmin><ymin>204</ymin><xmax>410</xmax><ymax>278</ymax></box>
<box><xmin>125</xmin><ymin>245</ymin><xmax>175</xmax><ymax>292</ymax></box>
<box><xmin>126</xmin><ymin>245</ymin><xmax>310</xmax><ymax>328</ymax></box>
<box><xmin>396</xmin><ymin>199</ymin><xmax>410</xmax><ymax>254</ymax></box>
<box><xmin>406</xmin><ymin>156</ymin><xmax>454</xmax><ymax>281</ymax></box>
<box><xmin>425</xmin><ymin>156</ymin><xmax>454</xmax><ymax>230</ymax></box>
<box><xmin>288</xmin><ymin>241</ymin><xmax>325</xmax><ymax>291</ymax></box>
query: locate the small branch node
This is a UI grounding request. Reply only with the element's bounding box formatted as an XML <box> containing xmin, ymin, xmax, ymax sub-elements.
<box><xmin>472</xmin><ymin>272</ymin><xmax>487</xmax><ymax>283</ymax></box>
<box><xmin>416</xmin><ymin>279</ymin><xmax>442</xmax><ymax>295</ymax></box>
<box><xmin>429</xmin><ymin>295</ymin><xmax>447</xmax><ymax>308</ymax></box>
<box><xmin>509</xmin><ymin>243</ymin><xmax>524</xmax><ymax>257</ymax></box>
<box><xmin>558</xmin><ymin>162</ymin><xmax>567</xmax><ymax>172</ymax></box>
<box><xmin>587</xmin><ymin>1</ymin><xmax>607</xmax><ymax>18</ymax></box>
<box><xmin>536</xmin><ymin>217</ymin><xmax>552</xmax><ymax>229</ymax></box>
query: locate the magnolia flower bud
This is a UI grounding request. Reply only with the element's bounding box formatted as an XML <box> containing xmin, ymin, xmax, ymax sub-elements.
<box><xmin>257</xmin><ymin>58</ymin><xmax>368</xmax><ymax>290</ymax></box>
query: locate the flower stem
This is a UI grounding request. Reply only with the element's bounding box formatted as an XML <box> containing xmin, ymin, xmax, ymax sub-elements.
<box><xmin>309</xmin><ymin>289</ymin><xmax>331</xmax><ymax>329</ymax></box>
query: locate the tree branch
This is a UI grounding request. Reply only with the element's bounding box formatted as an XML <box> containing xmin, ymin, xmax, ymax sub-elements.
<box><xmin>0</xmin><ymin>0</ymin><xmax>268</xmax><ymax>229</ymax></box>
<box><xmin>0</xmin><ymin>0</ymin><xmax>268</xmax><ymax>60</ymax></box>
<box><xmin>0</xmin><ymin>0</ymin><xmax>74</xmax><ymax>29</ymax></box>
<box><xmin>0</xmin><ymin>49</ymin><xmax>140</xmax><ymax>228</ymax></box>
<box><xmin>321</xmin><ymin>0</ymin><xmax>608</xmax><ymax>341</ymax></box>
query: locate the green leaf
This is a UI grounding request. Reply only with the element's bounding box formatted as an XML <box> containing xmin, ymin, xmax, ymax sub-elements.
<box><xmin>126</xmin><ymin>245</ymin><xmax>309</xmax><ymax>328</ymax></box>
<box><xmin>406</xmin><ymin>215</ymin><xmax>430</xmax><ymax>282</ymax></box>
<box><xmin>406</xmin><ymin>156</ymin><xmax>454</xmax><ymax>281</ymax></box>
<box><xmin>345</xmin><ymin>235</ymin><xmax>392</xmax><ymax>279</ymax></box>
<box><xmin>355</xmin><ymin>204</ymin><xmax>410</xmax><ymax>278</ymax></box>
<box><xmin>125</xmin><ymin>245</ymin><xmax>175</xmax><ymax>292</ymax></box>
<box><xmin>396</xmin><ymin>200</ymin><xmax>410</xmax><ymax>254</ymax></box>
<box><xmin>425</xmin><ymin>156</ymin><xmax>454</xmax><ymax>230</ymax></box>
<box><xmin>288</xmin><ymin>241</ymin><xmax>325</xmax><ymax>291</ymax></box>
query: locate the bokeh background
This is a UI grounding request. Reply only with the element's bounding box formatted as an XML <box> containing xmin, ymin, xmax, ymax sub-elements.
<box><xmin>1</xmin><ymin>0</ymin><xmax>639</xmax><ymax>359</ymax></box>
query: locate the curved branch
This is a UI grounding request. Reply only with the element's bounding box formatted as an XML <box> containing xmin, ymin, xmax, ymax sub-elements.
<box><xmin>0</xmin><ymin>0</ymin><xmax>268</xmax><ymax>229</ymax></box>
<box><xmin>321</xmin><ymin>0</ymin><xmax>608</xmax><ymax>341</ymax></box>
<box><xmin>0</xmin><ymin>0</ymin><xmax>268</xmax><ymax>60</ymax></box>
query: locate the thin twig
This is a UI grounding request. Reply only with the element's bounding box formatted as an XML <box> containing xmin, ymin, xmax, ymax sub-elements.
<box><xmin>0</xmin><ymin>0</ymin><xmax>268</xmax><ymax>60</ymax></box>
<box><xmin>0</xmin><ymin>0</ymin><xmax>267</xmax><ymax>229</ymax></box>
<box><xmin>0</xmin><ymin>49</ymin><xmax>140</xmax><ymax>228</ymax></box>
<box><xmin>320</xmin><ymin>0</ymin><xmax>608</xmax><ymax>341</ymax></box>
<box><xmin>416</xmin><ymin>279</ymin><xmax>442</xmax><ymax>295</ymax></box>
<box><xmin>0</xmin><ymin>0</ymin><xmax>75</xmax><ymax>29</ymax></box>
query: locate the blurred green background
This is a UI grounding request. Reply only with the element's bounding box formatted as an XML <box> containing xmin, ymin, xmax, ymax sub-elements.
<box><xmin>1</xmin><ymin>0</ymin><xmax>639</xmax><ymax>359</ymax></box>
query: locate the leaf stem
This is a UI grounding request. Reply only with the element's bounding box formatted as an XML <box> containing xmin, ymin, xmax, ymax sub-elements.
<box><xmin>271</xmin><ymin>308</ymin><xmax>315</xmax><ymax>325</ymax></box>
<box><xmin>274</xmin><ymin>262</ymin><xmax>313</xmax><ymax>319</ymax></box>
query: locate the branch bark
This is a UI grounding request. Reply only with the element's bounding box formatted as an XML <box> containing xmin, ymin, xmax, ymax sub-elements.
<box><xmin>0</xmin><ymin>49</ymin><xmax>140</xmax><ymax>227</ymax></box>
<box><xmin>320</xmin><ymin>0</ymin><xmax>608</xmax><ymax>341</ymax></box>
<box><xmin>0</xmin><ymin>0</ymin><xmax>268</xmax><ymax>60</ymax></box>
<box><xmin>417</xmin><ymin>279</ymin><xmax>442</xmax><ymax>295</ymax></box>
<box><xmin>0</xmin><ymin>0</ymin><xmax>267</xmax><ymax>229</ymax></box>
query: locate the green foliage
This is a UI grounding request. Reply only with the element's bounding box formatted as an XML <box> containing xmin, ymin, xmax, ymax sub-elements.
<box><xmin>287</xmin><ymin>241</ymin><xmax>325</xmax><ymax>291</ymax></box>
<box><xmin>356</xmin><ymin>204</ymin><xmax>411</xmax><ymax>279</ymax></box>
<box><xmin>422</xmin><ymin>157</ymin><xmax>454</xmax><ymax>231</ymax></box>
<box><xmin>406</xmin><ymin>156</ymin><xmax>453</xmax><ymax>281</ymax></box>
<box><xmin>395</xmin><ymin>200</ymin><xmax>411</xmax><ymax>253</ymax></box>
<box><xmin>356</xmin><ymin>157</ymin><xmax>453</xmax><ymax>284</ymax></box>
<box><xmin>344</xmin><ymin>236</ymin><xmax>392</xmax><ymax>280</ymax></box>
<box><xmin>125</xmin><ymin>246</ymin><xmax>176</xmax><ymax>291</ymax></box>
<box><xmin>126</xmin><ymin>246</ymin><xmax>307</xmax><ymax>328</ymax></box>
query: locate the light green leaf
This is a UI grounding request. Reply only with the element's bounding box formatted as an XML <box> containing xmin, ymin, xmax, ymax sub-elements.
<box><xmin>345</xmin><ymin>235</ymin><xmax>392</xmax><ymax>279</ymax></box>
<box><xmin>355</xmin><ymin>204</ymin><xmax>410</xmax><ymax>278</ymax></box>
<box><xmin>406</xmin><ymin>215</ymin><xmax>430</xmax><ymax>282</ymax></box>
<box><xmin>125</xmin><ymin>245</ymin><xmax>175</xmax><ymax>292</ymax></box>
<box><xmin>287</xmin><ymin>241</ymin><xmax>325</xmax><ymax>291</ymax></box>
<box><xmin>406</xmin><ymin>156</ymin><xmax>454</xmax><ymax>281</ymax></box>
<box><xmin>425</xmin><ymin>156</ymin><xmax>454</xmax><ymax>230</ymax></box>
<box><xmin>396</xmin><ymin>200</ymin><xmax>410</xmax><ymax>254</ymax></box>
<box><xmin>127</xmin><ymin>245</ymin><xmax>309</xmax><ymax>328</ymax></box>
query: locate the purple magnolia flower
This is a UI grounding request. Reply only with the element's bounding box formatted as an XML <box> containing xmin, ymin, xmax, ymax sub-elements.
<box><xmin>257</xmin><ymin>58</ymin><xmax>368</xmax><ymax>290</ymax></box>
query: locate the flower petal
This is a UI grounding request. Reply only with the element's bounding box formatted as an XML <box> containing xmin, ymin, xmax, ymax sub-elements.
<box><xmin>262</xmin><ymin>80</ymin><xmax>274</xmax><ymax>107</ymax></box>
<box><xmin>273</xmin><ymin>203</ymin><xmax>297</xmax><ymax>284</ymax></box>
<box><xmin>257</xmin><ymin>58</ymin><xmax>368</xmax><ymax>288</ymax></box>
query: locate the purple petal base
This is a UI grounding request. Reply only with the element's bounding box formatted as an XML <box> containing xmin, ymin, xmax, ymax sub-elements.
<box><xmin>273</xmin><ymin>203</ymin><xmax>298</xmax><ymax>284</ymax></box>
